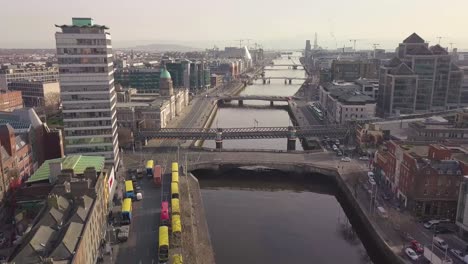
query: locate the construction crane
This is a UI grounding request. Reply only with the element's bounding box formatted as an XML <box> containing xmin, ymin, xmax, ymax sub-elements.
<box><xmin>349</xmin><ymin>39</ymin><xmax>361</xmax><ymax>51</ymax></box>
<box><xmin>234</xmin><ymin>39</ymin><xmax>244</xmax><ymax>49</ymax></box>
<box><xmin>449</xmin><ymin>42</ymin><xmax>455</xmax><ymax>50</ymax></box>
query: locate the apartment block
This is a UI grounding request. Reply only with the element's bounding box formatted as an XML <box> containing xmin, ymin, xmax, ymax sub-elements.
<box><xmin>0</xmin><ymin>91</ymin><xmax>23</xmax><ymax>111</ymax></box>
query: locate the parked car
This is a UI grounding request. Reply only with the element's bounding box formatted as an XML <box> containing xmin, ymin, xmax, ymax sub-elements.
<box><xmin>433</xmin><ymin>237</ymin><xmax>449</xmax><ymax>250</ymax></box>
<box><xmin>410</xmin><ymin>240</ymin><xmax>424</xmax><ymax>254</ymax></box>
<box><xmin>449</xmin><ymin>249</ymin><xmax>465</xmax><ymax>262</ymax></box>
<box><xmin>424</xmin><ymin>220</ymin><xmax>440</xmax><ymax>229</ymax></box>
<box><xmin>359</xmin><ymin>156</ymin><xmax>370</xmax><ymax>161</ymax></box>
<box><xmin>136</xmin><ymin>192</ymin><xmax>143</xmax><ymax>201</ymax></box>
<box><xmin>434</xmin><ymin>226</ymin><xmax>452</xmax><ymax>234</ymax></box>
<box><xmin>134</xmin><ymin>184</ymin><xmax>142</xmax><ymax>193</ymax></box>
<box><xmin>332</xmin><ymin>145</ymin><xmax>338</xmax><ymax>151</ymax></box>
<box><xmin>405</xmin><ymin>247</ymin><xmax>419</xmax><ymax>261</ymax></box>
<box><xmin>341</xmin><ymin>157</ymin><xmax>351</xmax><ymax>162</ymax></box>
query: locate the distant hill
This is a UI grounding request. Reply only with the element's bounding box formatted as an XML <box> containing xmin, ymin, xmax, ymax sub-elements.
<box><xmin>125</xmin><ymin>43</ymin><xmax>200</xmax><ymax>52</ymax></box>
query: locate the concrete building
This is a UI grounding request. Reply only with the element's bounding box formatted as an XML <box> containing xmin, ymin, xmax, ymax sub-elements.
<box><xmin>330</xmin><ymin>59</ymin><xmax>378</xmax><ymax>81</ymax></box>
<box><xmin>8</xmin><ymin>81</ymin><xmax>60</xmax><ymax>107</ymax></box>
<box><xmin>407</xmin><ymin>115</ymin><xmax>468</xmax><ymax>142</ymax></box>
<box><xmin>210</xmin><ymin>74</ymin><xmax>223</xmax><ymax>88</ymax></box>
<box><xmin>0</xmin><ymin>124</ymin><xmax>34</xmax><ymax>201</ymax></box>
<box><xmin>319</xmin><ymin>82</ymin><xmax>376</xmax><ymax>124</ymax></box>
<box><xmin>0</xmin><ymin>91</ymin><xmax>23</xmax><ymax>111</ymax></box>
<box><xmin>354</xmin><ymin>78</ymin><xmax>379</xmax><ymax>100</ymax></box>
<box><xmin>375</xmin><ymin>142</ymin><xmax>463</xmax><ymax>219</ymax></box>
<box><xmin>12</xmin><ymin>155</ymin><xmax>115</xmax><ymax>264</ymax></box>
<box><xmin>378</xmin><ymin>33</ymin><xmax>464</xmax><ymax>117</ymax></box>
<box><xmin>55</xmin><ymin>18</ymin><xmax>120</xmax><ymax>166</ymax></box>
<box><xmin>0</xmin><ymin>65</ymin><xmax>58</xmax><ymax>91</ymax></box>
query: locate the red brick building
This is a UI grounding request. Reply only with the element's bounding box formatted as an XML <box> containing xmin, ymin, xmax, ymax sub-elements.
<box><xmin>0</xmin><ymin>124</ymin><xmax>34</xmax><ymax>200</ymax></box>
<box><xmin>375</xmin><ymin>142</ymin><xmax>464</xmax><ymax>219</ymax></box>
<box><xmin>0</xmin><ymin>91</ymin><xmax>23</xmax><ymax>112</ymax></box>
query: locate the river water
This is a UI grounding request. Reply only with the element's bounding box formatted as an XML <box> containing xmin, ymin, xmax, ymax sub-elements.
<box><xmin>199</xmin><ymin>53</ymin><xmax>373</xmax><ymax>264</ymax></box>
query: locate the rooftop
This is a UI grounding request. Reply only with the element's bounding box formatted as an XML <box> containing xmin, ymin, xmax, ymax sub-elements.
<box><xmin>28</xmin><ymin>155</ymin><xmax>105</xmax><ymax>183</ymax></box>
<box><xmin>403</xmin><ymin>33</ymin><xmax>425</xmax><ymax>44</ymax></box>
<box><xmin>324</xmin><ymin>83</ymin><xmax>375</xmax><ymax>104</ymax></box>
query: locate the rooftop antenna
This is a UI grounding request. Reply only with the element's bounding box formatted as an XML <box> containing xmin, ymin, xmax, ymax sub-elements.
<box><xmin>349</xmin><ymin>39</ymin><xmax>358</xmax><ymax>51</ymax></box>
<box><xmin>436</xmin><ymin>36</ymin><xmax>443</xmax><ymax>45</ymax></box>
<box><xmin>372</xmin><ymin>43</ymin><xmax>380</xmax><ymax>58</ymax></box>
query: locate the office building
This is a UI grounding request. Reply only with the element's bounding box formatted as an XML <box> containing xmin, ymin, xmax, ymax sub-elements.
<box><xmin>319</xmin><ymin>82</ymin><xmax>376</xmax><ymax>124</ymax></box>
<box><xmin>354</xmin><ymin>79</ymin><xmax>379</xmax><ymax>100</ymax></box>
<box><xmin>331</xmin><ymin>60</ymin><xmax>378</xmax><ymax>82</ymax></box>
<box><xmin>0</xmin><ymin>66</ymin><xmax>58</xmax><ymax>91</ymax></box>
<box><xmin>114</xmin><ymin>67</ymin><xmax>160</xmax><ymax>93</ymax></box>
<box><xmin>378</xmin><ymin>33</ymin><xmax>464</xmax><ymax>117</ymax></box>
<box><xmin>0</xmin><ymin>91</ymin><xmax>23</xmax><ymax>111</ymax></box>
<box><xmin>55</xmin><ymin>18</ymin><xmax>120</xmax><ymax>166</ymax></box>
<box><xmin>9</xmin><ymin>81</ymin><xmax>60</xmax><ymax>107</ymax></box>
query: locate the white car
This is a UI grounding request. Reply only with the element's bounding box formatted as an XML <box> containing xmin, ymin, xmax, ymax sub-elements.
<box><xmin>359</xmin><ymin>156</ymin><xmax>370</xmax><ymax>161</ymax></box>
<box><xmin>341</xmin><ymin>157</ymin><xmax>351</xmax><ymax>162</ymax></box>
<box><xmin>433</xmin><ymin>237</ymin><xmax>449</xmax><ymax>250</ymax></box>
<box><xmin>405</xmin><ymin>248</ymin><xmax>419</xmax><ymax>261</ymax></box>
<box><xmin>449</xmin><ymin>249</ymin><xmax>465</xmax><ymax>262</ymax></box>
<box><xmin>424</xmin><ymin>220</ymin><xmax>440</xmax><ymax>229</ymax></box>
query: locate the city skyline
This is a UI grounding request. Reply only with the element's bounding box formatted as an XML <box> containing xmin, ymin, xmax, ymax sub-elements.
<box><xmin>1</xmin><ymin>0</ymin><xmax>468</xmax><ymax>50</ymax></box>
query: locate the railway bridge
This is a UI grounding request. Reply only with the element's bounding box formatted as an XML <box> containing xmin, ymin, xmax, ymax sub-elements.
<box><xmin>138</xmin><ymin>125</ymin><xmax>350</xmax><ymax>151</ymax></box>
<box><xmin>213</xmin><ymin>95</ymin><xmax>290</xmax><ymax>106</ymax></box>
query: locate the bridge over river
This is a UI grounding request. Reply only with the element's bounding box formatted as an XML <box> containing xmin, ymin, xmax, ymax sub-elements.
<box><xmin>138</xmin><ymin>125</ymin><xmax>350</xmax><ymax>150</ymax></box>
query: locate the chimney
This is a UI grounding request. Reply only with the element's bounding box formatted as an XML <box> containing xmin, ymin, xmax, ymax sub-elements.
<box><xmin>48</xmin><ymin>161</ymin><xmax>62</xmax><ymax>184</ymax></box>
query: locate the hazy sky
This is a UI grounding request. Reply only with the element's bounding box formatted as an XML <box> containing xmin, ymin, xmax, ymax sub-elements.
<box><xmin>1</xmin><ymin>0</ymin><xmax>468</xmax><ymax>50</ymax></box>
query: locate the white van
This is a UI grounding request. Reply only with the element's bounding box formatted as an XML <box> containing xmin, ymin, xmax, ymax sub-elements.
<box><xmin>424</xmin><ymin>220</ymin><xmax>440</xmax><ymax>229</ymax></box>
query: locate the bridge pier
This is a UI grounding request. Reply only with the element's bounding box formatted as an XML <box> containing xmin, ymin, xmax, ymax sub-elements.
<box><xmin>292</xmin><ymin>65</ymin><xmax>298</xmax><ymax>70</ymax></box>
<box><xmin>287</xmin><ymin>126</ymin><xmax>297</xmax><ymax>151</ymax></box>
<box><xmin>263</xmin><ymin>78</ymin><xmax>266</xmax><ymax>85</ymax></box>
<box><xmin>268</xmin><ymin>78</ymin><xmax>271</xmax><ymax>84</ymax></box>
<box><xmin>270</xmin><ymin>101</ymin><xmax>274</xmax><ymax>106</ymax></box>
<box><xmin>284</xmin><ymin>79</ymin><xmax>287</xmax><ymax>84</ymax></box>
<box><xmin>215</xmin><ymin>128</ymin><xmax>223</xmax><ymax>149</ymax></box>
<box><xmin>238</xmin><ymin>100</ymin><xmax>243</xmax><ymax>106</ymax></box>
<box><xmin>288</xmin><ymin>79</ymin><xmax>292</xmax><ymax>84</ymax></box>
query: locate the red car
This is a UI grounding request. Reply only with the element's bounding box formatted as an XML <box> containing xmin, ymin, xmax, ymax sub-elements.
<box><xmin>410</xmin><ymin>240</ymin><xmax>424</xmax><ymax>254</ymax></box>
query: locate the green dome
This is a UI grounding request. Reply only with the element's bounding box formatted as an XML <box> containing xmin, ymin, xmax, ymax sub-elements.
<box><xmin>160</xmin><ymin>68</ymin><xmax>171</xmax><ymax>79</ymax></box>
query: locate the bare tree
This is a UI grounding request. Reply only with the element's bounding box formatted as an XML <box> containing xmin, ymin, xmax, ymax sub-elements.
<box><xmin>43</xmin><ymin>92</ymin><xmax>61</xmax><ymax>115</ymax></box>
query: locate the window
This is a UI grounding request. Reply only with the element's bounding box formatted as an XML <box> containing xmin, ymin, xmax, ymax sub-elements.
<box><xmin>457</xmin><ymin>170</ymin><xmax>462</xmax><ymax>175</ymax></box>
<box><xmin>423</xmin><ymin>189</ymin><xmax>427</xmax><ymax>195</ymax></box>
<box><xmin>426</xmin><ymin>170</ymin><xmax>430</xmax><ymax>175</ymax></box>
<box><xmin>425</xmin><ymin>179</ymin><xmax>428</xmax><ymax>185</ymax></box>
<box><xmin>447</xmin><ymin>170</ymin><xmax>452</xmax><ymax>175</ymax></box>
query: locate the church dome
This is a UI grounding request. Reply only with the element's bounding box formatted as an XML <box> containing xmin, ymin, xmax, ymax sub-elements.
<box><xmin>160</xmin><ymin>68</ymin><xmax>171</xmax><ymax>79</ymax></box>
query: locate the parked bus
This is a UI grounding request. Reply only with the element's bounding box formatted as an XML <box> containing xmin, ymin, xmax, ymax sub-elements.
<box><xmin>121</xmin><ymin>198</ymin><xmax>132</xmax><ymax>225</ymax></box>
<box><xmin>171</xmin><ymin>182</ymin><xmax>179</xmax><ymax>199</ymax></box>
<box><xmin>172</xmin><ymin>162</ymin><xmax>178</xmax><ymax>173</ymax></box>
<box><xmin>172</xmin><ymin>171</ymin><xmax>179</xmax><ymax>184</ymax></box>
<box><xmin>158</xmin><ymin>226</ymin><xmax>169</xmax><ymax>263</ymax></box>
<box><xmin>125</xmin><ymin>180</ymin><xmax>135</xmax><ymax>199</ymax></box>
<box><xmin>160</xmin><ymin>201</ymin><xmax>169</xmax><ymax>226</ymax></box>
<box><xmin>154</xmin><ymin>165</ymin><xmax>162</xmax><ymax>187</ymax></box>
<box><xmin>172</xmin><ymin>254</ymin><xmax>183</xmax><ymax>264</ymax></box>
<box><xmin>172</xmin><ymin>214</ymin><xmax>182</xmax><ymax>245</ymax></box>
<box><xmin>171</xmin><ymin>198</ymin><xmax>180</xmax><ymax>215</ymax></box>
<box><xmin>146</xmin><ymin>160</ymin><xmax>154</xmax><ymax>178</ymax></box>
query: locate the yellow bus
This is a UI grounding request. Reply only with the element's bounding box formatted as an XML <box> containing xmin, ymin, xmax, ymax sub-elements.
<box><xmin>171</xmin><ymin>162</ymin><xmax>178</xmax><ymax>173</ymax></box>
<box><xmin>171</xmin><ymin>182</ymin><xmax>179</xmax><ymax>199</ymax></box>
<box><xmin>146</xmin><ymin>160</ymin><xmax>154</xmax><ymax>177</ymax></box>
<box><xmin>172</xmin><ymin>214</ymin><xmax>182</xmax><ymax>234</ymax></box>
<box><xmin>158</xmin><ymin>226</ymin><xmax>169</xmax><ymax>262</ymax></box>
<box><xmin>171</xmin><ymin>198</ymin><xmax>180</xmax><ymax>215</ymax></box>
<box><xmin>173</xmin><ymin>254</ymin><xmax>183</xmax><ymax>264</ymax></box>
<box><xmin>124</xmin><ymin>180</ymin><xmax>134</xmax><ymax>198</ymax></box>
<box><xmin>172</xmin><ymin>171</ymin><xmax>179</xmax><ymax>183</ymax></box>
<box><xmin>121</xmin><ymin>198</ymin><xmax>132</xmax><ymax>225</ymax></box>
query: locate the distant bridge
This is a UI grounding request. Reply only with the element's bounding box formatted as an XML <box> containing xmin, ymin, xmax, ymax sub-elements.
<box><xmin>213</xmin><ymin>95</ymin><xmax>290</xmax><ymax>103</ymax></box>
<box><xmin>267</xmin><ymin>64</ymin><xmax>303</xmax><ymax>67</ymax></box>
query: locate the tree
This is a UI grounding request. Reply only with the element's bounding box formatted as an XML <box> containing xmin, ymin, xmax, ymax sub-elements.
<box><xmin>43</xmin><ymin>92</ymin><xmax>61</xmax><ymax>115</ymax></box>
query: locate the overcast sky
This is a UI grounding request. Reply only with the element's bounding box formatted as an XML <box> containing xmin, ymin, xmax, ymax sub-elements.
<box><xmin>1</xmin><ymin>0</ymin><xmax>467</xmax><ymax>50</ymax></box>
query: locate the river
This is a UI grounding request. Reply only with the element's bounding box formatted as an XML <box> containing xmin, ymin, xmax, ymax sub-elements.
<box><xmin>198</xmin><ymin>53</ymin><xmax>373</xmax><ymax>264</ymax></box>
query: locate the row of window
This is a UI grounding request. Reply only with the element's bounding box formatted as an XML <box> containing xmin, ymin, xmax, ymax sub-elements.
<box><xmin>58</xmin><ymin>57</ymin><xmax>110</xmax><ymax>64</ymax></box>
<box><xmin>57</xmin><ymin>48</ymin><xmax>112</xmax><ymax>55</ymax></box>
<box><xmin>59</xmin><ymin>66</ymin><xmax>112</xmax><ymax>74</ymax></box>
